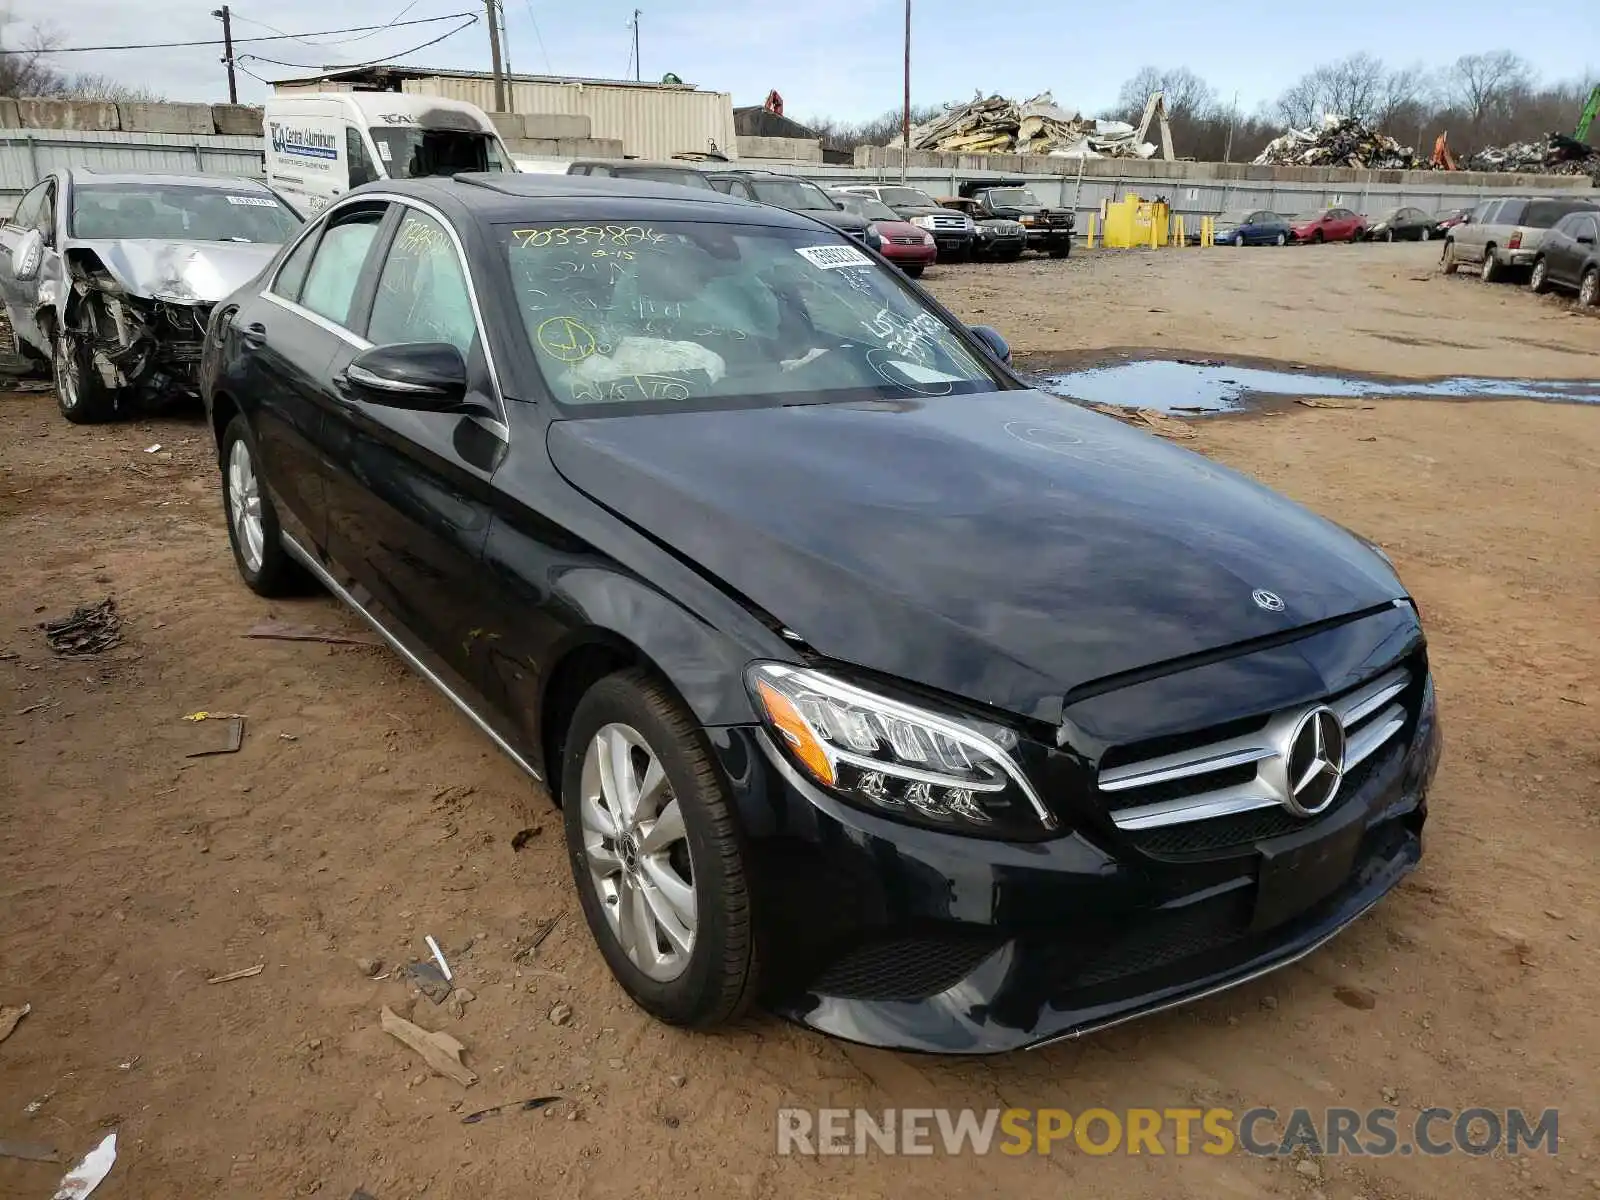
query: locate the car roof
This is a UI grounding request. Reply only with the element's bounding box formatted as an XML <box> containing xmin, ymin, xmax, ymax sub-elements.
<box><xmin>63</xmin><ymin>168</ymin><xmax>275</xmax><ymax>191</ymax></box>
<box><xmin>357</xmin><ymin>173</ymin><xmax>826</xmax><ymax>231</ymax></box>
<box><xmin>566</xmin><ymin>159</ymin><xmax>707</xmax><ymax>171</ymax></box>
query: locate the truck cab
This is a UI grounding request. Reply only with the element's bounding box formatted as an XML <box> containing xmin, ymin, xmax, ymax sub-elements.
<box><xmin>957</xmin><ymin>180</ymin><xmax>1075</xmax><ymax>257</ymax></box>
<box><xmin>264</xmin><ymin>94</ymin><xmax>514</xmax><ymax>215</ymax></box>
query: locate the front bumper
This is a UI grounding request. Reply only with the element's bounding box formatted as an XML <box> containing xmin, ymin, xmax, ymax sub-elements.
<box><xmin>1022</xmin><ymin>226</ymin><xmax>1073</xmax><ymax>247</ymax></box>
<box><xmin>712</xmin><ymin>678</ymin><xmax>1439</xmax><ymax>1054</ymax></box>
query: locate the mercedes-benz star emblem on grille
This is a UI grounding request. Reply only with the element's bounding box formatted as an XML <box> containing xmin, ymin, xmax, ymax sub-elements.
<box><xmin>1283</xmin><ymin>706</ymin><xmax>1346</xmax><ymax>816</ymax></box>
<box><xmin>1252</xmin><ymin>589</ymin><xmax>1285</xmax><ymax>612</ymax></box>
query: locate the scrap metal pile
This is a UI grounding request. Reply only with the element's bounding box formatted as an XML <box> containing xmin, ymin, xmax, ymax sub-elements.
<box><xmin>1253</xmin><ymin>115</ymin><xmax>1417</xmax><ymax>169</ymax></box>
<box><xmin>904</xmin><ymin>93</ymin><xmax>1155</xmax><ymax>158</ymax></box>
<box><xmin>1462</xmin><ymin>132</ymin><xmax>1600</xmax><ymax>178</ymax></box>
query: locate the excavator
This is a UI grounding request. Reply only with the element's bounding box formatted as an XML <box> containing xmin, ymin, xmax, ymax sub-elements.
<box><xmin>1577</xmin><ymin>83</ymin><xmax>1600</xmax><ymax>144</ymax></box>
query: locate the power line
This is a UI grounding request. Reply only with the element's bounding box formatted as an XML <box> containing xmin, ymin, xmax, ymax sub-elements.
<box><xmin>522</xmin><ymin>0</ymin><xmax>552</xmax><ymax>75</ymax></box>
<box><xmin>237</xmin><ymin>16</ymin><xmax>476</xmax><ymax>72</ymax></box>
<box><xmin>231</xmin><ymin>1</ymin><xmax>420</xmax><ymax>50</ymax></box>
<box><xmin>0</xmin><ymin>12</ymin><xmax>475</xmax><ymax>55</ymax></box>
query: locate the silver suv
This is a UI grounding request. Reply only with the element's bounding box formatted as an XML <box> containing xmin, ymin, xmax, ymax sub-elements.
<box><xmin>1443</xmin><ymin>196</ymin><xmax>1600</xmax><ymax>282</ymax></box>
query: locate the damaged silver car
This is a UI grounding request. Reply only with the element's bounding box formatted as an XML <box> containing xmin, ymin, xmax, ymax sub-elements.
<box><xmin>0</xmin><ymin>169</ymin><xmax>300</xmax><ymax>423</ymax></box>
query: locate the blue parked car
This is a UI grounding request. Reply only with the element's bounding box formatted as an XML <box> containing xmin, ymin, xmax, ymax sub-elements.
<box><xmin>1212</xmin><ymin>209</ymin><xmax>1292</xmax><ymax>246</ymax></box>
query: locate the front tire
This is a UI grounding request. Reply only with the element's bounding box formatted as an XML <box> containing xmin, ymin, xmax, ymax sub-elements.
<box><xmin>1312</xmin><ymin>230</ymin><xmax>1325</xmax><ymax>244</ymax></box>
<box><xmin>1275</xmin><ymin>232</ymin><xmax>1286</xmax><ymax>246</ymax></box>
<box><xmin>1049</xmin><ymin>243</ymin><xmax>1070</xmax><ymax>259</ymax></box>
<box><xmin>1580</xmin><ymin>268</ymin><xmax>1599</xmax><ymax>308</ymax></box>
<box><xmin>1529</xmin><ymin>258</ymin><xmax>1551</xmax><ymax>294</ymax></box>
<box><xmin>53</xmin><ymin>333</ymin><xmax>119</xmax><ymax>424</ymax></box>
<box><xmin>1233</xmin><ymin>233</ymin><xmax>1245</xmax><ymax>248</ymax></box>
<box><xmin>1442</xmin><ymin>241</ymin><xmax>1459</xmax><ymax>274</ymax></box>
<box><xmin>220</xmin><ymin>414</ymin><xmax>306</xmax><ymax>597</ymax></box>
<box><xmin>902</xmin><ymin>263</ymin><xmax>925</xmax><ymax>278</ymax></box>
<box><xmin>562</xmin><ymin>669</ymin><xmax>759</xmax><ymax>1028</ymax></box>
<box><xmin>1420</xmin><ymin>227</ymin><xmax>1431</xmax><ymax>242</ymax></box>
<box><xmin>1383</xmin><ymin>229</ymin><xmax>1394</xmax><ymax>242</ymax></box>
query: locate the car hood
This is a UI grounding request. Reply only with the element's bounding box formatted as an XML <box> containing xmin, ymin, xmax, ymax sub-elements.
<box><xmin>66</xmin><ymin>238</ymin><xmax>281</xmax><ymax>304</ymax></box>
<box><xmin>874</xmin><ymin>219</ymin><xmax>929</xmax><ymax>239</ymax></box>
<box><xmin>894</xmin><ymin>204</ymin><xmax>959</xmax><ymax>220</ymax></box>
<box><xmin>548</xmin><ymin>389</ymin><xmax>1403</xmax><ymax>723</ymax></box>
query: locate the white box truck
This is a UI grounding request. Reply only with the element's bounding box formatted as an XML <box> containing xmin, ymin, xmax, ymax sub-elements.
<box><xmin>264</xmin><ymin>93</ymin><xmax>516</xmax><ymax>214</ymax></box>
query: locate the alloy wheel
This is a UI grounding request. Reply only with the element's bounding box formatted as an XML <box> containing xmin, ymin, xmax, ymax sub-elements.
<box><xmin>1275</xmin><ymin>233</ymin><xmax>1286</xmax><ymax>246</ymax></box>
<box><xmin>1420</xmin><ymin>228</ymin><xmax>1430</xmax><ymax>242</ymax></box>
<box><xmin>1581</xmin><ymin>269</ymin><xmax>1599</xmax><ymax>308</ymax></box>
<box><xmin>227</xmin><ymin>438</ymin><xmax>265</xmax><ymax>573</ymax></box>
<box><xmin>53</xmin><ymin>337</ymin><xmax>80</xmax><ymax>411</ymax></box>
<box><xmin>1530</xmin><ymin>259</ymin><xmax>1548</xmax><ymax>293</ymax></box>
<box><xmin>580</xmin><ymin>722</ymin><xmax>697</xmax><ymax>982</ymax></box>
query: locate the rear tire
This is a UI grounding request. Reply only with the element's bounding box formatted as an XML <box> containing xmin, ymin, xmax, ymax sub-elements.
<box><xmin>1481</xmin><ymin>250</ymin><xmax>1502</xmax><ymax>283</ymax></box>
<box><xmin>53</xmin><ymin>333</ymin><xmax>120</xmax><ymax>424</ymax></box>
<box><xmin>1529</xmin><ymin>258</ymin><xmax>1551</xmax><ymax>294</ymax></box>
<box><xmin>220</xmin><ymin>414</ymin><xmax>308</xmax><ymax>597</ymax></box>
<box><xmin>562</xmin><ymin>669</ymin><xmax>759</xmax><ymax>1029</ymax></box>
<box><xmin>1580</xmin><ymin>268</ymin><xmax>1599</xmax><ymax>308</ymax></box>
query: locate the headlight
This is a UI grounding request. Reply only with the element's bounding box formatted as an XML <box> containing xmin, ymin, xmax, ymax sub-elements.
<box><xmin>920</xmin><ymin>231</ymin><xmax>935</xmax><ymax>246</ymax></box>
<box><xmin>909</xmin><ymin>215</ymin><xmax>936</xmax><ymax>230</ymax></box>
<box><xmin>1019</xmin><ymin>215</ymin><xmax>1036</xmax><ymax>226</ymax></box>
<box><xmin>749</xmin><ymin>662</ymin><xmax>1056</xmax><ymax>836</ymax></box>
<box><xmin>866</xmin><ymin>222</ymin><xmax>882</xmax><ymax>240</ymax></box>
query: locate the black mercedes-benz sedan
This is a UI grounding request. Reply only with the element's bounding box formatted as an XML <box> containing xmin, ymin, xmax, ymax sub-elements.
<box><xmin>200</xmin><ymin>173</ymin><xmax>1441</xmax><ymax>1053</ymax></box>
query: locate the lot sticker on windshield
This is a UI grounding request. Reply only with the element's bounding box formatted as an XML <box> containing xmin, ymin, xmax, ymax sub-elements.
<box><xmin>225</xmin><ymin>195</ymin><xmax>278</xmax><ymax>207</ymax></box>
<box><xmin>795</xmin><ymin>244</ymin><xmax>872</xmax><ymax>270</ymax></box>
<box><xmin>377</xmin><ymin>142</ymin><xmax>393</xmax><ymax>162</ymax></box>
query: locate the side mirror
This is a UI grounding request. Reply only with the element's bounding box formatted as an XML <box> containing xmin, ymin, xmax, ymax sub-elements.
<box><xmin>834</xmin><ymin>201</ymin><xmax>846</xmax><ymax>210</ymax></box>
<box><xmin>345</xmin><ymin>342</ymin><xmax>468</xmax><ymax>410</ymax></box>
<box><xmin>11</xmin><ymin>228</ymin><xmax>43</xmax><ymax>283</ymax></box>
<box><xmin>969</xmin><ymin>324</ymin><xmax>1011</xmax><ymax>366</ymax></box>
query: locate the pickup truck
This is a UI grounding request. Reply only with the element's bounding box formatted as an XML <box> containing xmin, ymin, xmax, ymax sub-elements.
<box><xmin>957</xmin><ymin>182</ymin><xmax>1075</xmax><ymax>257</ymax></box>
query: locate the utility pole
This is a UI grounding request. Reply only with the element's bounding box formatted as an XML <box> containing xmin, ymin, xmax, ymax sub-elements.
<box><xmin>901</xmin><ymin>0</ymin><xmax>910</xmax><ymax>181</ymax></box>
<box><xmin>211</xmin><ymin>6</ymin><xmax>237</xmax><ymax>105</ymax></box>
<box><xmin>632</xmin><ymin>9</ymin><xmax>641</xmax><ymax>82</ymax></box>
<box><xmin>485</xmin><ymin>0</ymin><xmax>507</xmax><ymax>112</ymax></box>
<box><xmin>498</xmin><ymin>0</ymin><xmax>512</xmax><ymax>84</ymax></box>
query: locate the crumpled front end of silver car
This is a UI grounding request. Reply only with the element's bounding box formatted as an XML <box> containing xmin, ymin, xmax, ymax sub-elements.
<box><xmin>59</xmin><ymin>238</ymin><xmax>277</xmax><ymax>407</ymax></box>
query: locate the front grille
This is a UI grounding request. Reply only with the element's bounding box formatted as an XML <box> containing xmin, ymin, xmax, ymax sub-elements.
<box><xmin>1098</xmin><ymin>662</ymin><xmax>1416</xmax><ymax>836</ymax></box>
<box><xmin>890</xmin><ymin>235</ymin><xmax>924</xmax><ymax>246</ymax></box>
<box><xmin>1125</xmin><ymin>740</ymin><xmax>1399</xmax><ymax>858</ymax></box>
<box><xmin>812</xmin><ymin>931</ymin><xmax>1000</xmax><ymax>1002</ymax></box>
<box><xmin>927</xmin><ymin>214</ymin><xmax>968</xmax><ymax>231</ymax></box>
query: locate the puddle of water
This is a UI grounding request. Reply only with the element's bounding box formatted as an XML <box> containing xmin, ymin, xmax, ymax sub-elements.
<box><xmin>1035</xmin><ymin>359</ymin><xmax>1600</xmax><ymax>415</ymax></box>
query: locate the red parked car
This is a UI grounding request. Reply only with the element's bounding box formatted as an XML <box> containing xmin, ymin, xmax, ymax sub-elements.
<box><xmin>1290</xmin><ymin>207</ymin><xmax>1366</xmax><ymax>244</ymax></box>
<box><xmin>831</xmin><ymin>191</ymin><xmax>937</xmax><ymax>277</ymax></box>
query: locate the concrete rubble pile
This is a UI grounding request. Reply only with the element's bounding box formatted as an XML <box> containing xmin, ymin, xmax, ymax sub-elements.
<box><xmin>1462</xmin><ymin>132</ymin><xmax>1599</xmax><ymax>178</ymax></box>
<box><xmin>904</xmin><ymin>93</ymin><xmax>1156</xmax><ymax>159</ymax></box>
<box><xmin>1253</xmin><ymin>114</ymin><xmax>1417</xmax><ymax>169</ymax></box>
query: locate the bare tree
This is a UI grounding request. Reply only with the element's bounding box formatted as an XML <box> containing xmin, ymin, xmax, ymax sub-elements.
<box><xmin>0</xmin><ymin>11</ymin><xmax>65</xmax><ymax>97</ymax></box>
<box><xmin>60</xmin><ymin>73</ymin><xmax>164</xmax><ymax>102</ymax></box>
<box><xmin>1446</xmin><ymin>51</ymin><xmax>1533</xmax><ymax>139</ymax></box>
<box><xmin>1114</xmin><ymin>66</ymin><xmax>1217</xmax><ymax>122</ymax></box>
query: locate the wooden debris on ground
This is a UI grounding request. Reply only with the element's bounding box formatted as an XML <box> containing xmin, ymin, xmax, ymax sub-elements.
<box><xmin>380</xmin><ymin>1005</ymin><xmax>477</xmax><ymax>1087</ymax></box>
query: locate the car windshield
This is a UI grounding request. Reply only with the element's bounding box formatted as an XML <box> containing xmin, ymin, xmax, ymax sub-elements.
<box><xmin>749</xmin><ymin>179</ymin><xmax>834</xmax><ymax>210</ymax></box>
<box><xmin>836</xmin><ymin>195</ymin><xmax>898</xmax><ymax>221</ymax></box>
<box><xmin>70</xmin><ymin>184</ymin><xmax>301</xmax><ymax>242</ymax></box>
<box><xmin>616</xmin><ymin>168</ymin><xmax>715</xmax><ymax>189</ymax></box>
<box><xmin>985</xmin><ymin>188</ymin><xmax>1042</xmax><ymax>206</ymax></box>
<box><xmin>369</xmin><ymin>126</ymin><xmax>508</xmax><ymax>177</ymax></box>
<box><xmin>877</xmin><ymin>187</ymin><xmax>939</xmax><ymax>208</ymax></box>
<box><xmin>502</xmin><ymin>221</ymin><xmax>999</xmax><ymax>408</ymax></box>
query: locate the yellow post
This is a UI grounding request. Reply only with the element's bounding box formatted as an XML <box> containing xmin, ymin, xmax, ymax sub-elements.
<box><xmin>1173</xmin><ymin>215</ymin><xmax>1186</xmax><ymax>247</ymax></box>
<box><xmin>1149</xmin><ymin>211</ymin><xmax>1159</xmax><ymax>249</ymax></box>
<box><xmin>1086</xmin><ymin>214</ymin><xmax>1097</xmax><ymax>249</ymax></box>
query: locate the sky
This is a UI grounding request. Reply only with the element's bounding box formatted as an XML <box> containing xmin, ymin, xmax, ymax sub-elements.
<box><xmin>11</xmin><ymin>0</ymin><xmax>1595</xmax><ymax>124</ymax></box>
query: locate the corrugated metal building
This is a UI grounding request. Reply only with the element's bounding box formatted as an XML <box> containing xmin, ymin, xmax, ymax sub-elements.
<box><xmin>272</xmin><ymin>66</ymin><xmax>737</xmax><ymax>161</ymax></box>
<box><xmin>0</xmin><ymin>129</ymin><xmax>263</xmax><ymax>212</ymax></box>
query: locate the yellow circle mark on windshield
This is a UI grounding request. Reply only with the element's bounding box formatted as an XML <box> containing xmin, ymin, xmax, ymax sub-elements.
<box><xmin>537</xmin><ymin>316</ymin><xmax>597</xmax><ymax>362</ymax></box>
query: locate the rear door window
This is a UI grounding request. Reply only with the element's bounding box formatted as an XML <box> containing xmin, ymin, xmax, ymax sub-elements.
<box><xmin>299</xmin><ymin>206</ymin><xmax>387</xmax><ymax>328</ymax></box>
<box><xmin>1524</xmin><ymin>200</ymin><xmax>1599</xmax><ymax>229</ymax></box>
<box><xmin>1493</xmin><ymin>199</ymin><xmax>1528</xmax><ymax>225</ymax></box>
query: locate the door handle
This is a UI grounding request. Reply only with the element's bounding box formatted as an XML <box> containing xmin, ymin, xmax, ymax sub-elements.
<box><xmin>241</xmin><ymin>321</ymin><xmax>267</xmax><ymax>349</ymax></box>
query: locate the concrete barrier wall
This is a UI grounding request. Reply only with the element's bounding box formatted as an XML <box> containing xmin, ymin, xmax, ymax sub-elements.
<box><xmin>737</xmin><ymin>135</ymin><xmax>822</xmax><ymax>162</ymax></box>
<box><xmin>0</xmin><ymin>98</ymin><xmax>265</xmax><ymax>136</ymax></box>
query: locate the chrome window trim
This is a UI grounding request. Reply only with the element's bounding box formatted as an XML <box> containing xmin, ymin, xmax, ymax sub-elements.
<box><xmin>260</xmin><ymin>190</ymin><xmax>509</xmax><ymax>426</ymax></box>
<box><xmin>281</xmin><ymin>532</ymin><xmax>541</xmax><ymax>782</ymax></box>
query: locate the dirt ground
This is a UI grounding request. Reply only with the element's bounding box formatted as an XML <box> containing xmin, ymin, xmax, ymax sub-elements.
<box><xmin>2</xmin><ymin>243</ymin><xmax>1598</xmax><ymax>1200</ymax></box>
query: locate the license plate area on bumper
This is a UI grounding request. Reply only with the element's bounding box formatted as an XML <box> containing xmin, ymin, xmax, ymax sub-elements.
<box><xmin>1251</xmin><ymin>803</ymin><xmax>1366</xmax><ymax>933</ymax></box>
